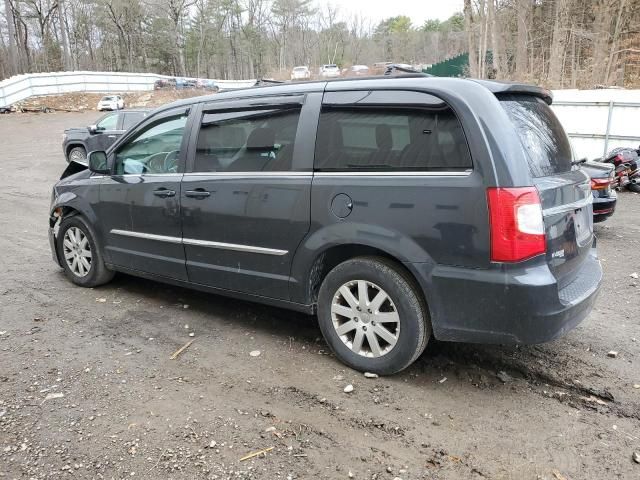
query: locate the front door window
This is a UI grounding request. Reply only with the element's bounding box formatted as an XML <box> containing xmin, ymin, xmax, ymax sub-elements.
<box><xmin>114</xmin><ymin>114</ymin><xmax>187</xmax><ymax>175</ymax></box>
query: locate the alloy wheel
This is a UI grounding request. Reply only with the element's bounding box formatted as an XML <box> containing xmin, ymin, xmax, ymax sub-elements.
<box><xmin>69</xmin><ymin>149</ymin><xmax>86</xmax><ymax>163</ymax></box>
<box><xmin>62</xmin><ymin>227</ymin><xmax>92</xmax><ymax>277</ymax></box>
<box><xmin>330</xmin><ymin>280</ymin><xmax>400</xmax><ymax>358</ymax></box>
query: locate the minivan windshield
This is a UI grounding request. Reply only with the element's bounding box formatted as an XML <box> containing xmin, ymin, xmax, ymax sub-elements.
<box><xmin>499</xmin><ymin>94</ymin><xmax>573</xmax><ymax>178</ymax></box>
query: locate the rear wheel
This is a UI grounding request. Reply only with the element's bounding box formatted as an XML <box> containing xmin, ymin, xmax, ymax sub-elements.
<box><xmin>317</xmin><ymin>257</ymin><xmax>430</xmax><ymax>375</ymax></box>
<box><xmin>67</xmin><ymin>146</ymin><xmax>86</xmax><ymax>164</ymax></box>
<box><xmin>56</xmin><ymin>215</ymin><xmax>114</xmax><ymax>287</ymax></box>
<box><xmin>628</xmin><ymin>183</ymin><xmax>640</xmax><ymax>193</ymax></box>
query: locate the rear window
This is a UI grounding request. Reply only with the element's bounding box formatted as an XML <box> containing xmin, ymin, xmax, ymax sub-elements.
<box><xmin>499</xmin><ymin>94</ymin><xmax>573</xmax><ymax>177</ymax></box>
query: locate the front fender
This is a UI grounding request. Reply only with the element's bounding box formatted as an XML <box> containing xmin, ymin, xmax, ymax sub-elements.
<box><xmin>49</xmin><ymin>191</ymin><xmax>101</xmax><ymax>235</ymax></box>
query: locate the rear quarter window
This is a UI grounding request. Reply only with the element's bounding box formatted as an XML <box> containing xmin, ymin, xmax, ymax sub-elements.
<box><xmin>499</xmin><ymin>94</ymin><xmax>573</xmax><ymax>177</ymax></box>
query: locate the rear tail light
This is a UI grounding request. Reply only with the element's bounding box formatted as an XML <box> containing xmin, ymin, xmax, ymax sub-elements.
<box><xmin>487</xmin><ymin>187</ymin><xmax>546</xmax><ymax>262</ymax></box>
<box><xmin>590</xmin><ymin>178</ymin><xmax>611</xmax><ymax>190</ymax></box>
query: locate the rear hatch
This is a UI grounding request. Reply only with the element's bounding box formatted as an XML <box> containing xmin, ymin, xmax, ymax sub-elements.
<box><xmin>499</xmin><ymin>93</ymin><xmax>593</xmax><ymax>288</ymax></box>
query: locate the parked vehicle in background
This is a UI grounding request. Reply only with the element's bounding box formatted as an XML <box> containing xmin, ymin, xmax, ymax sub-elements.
<box><xmin>291</xmin><ymin>66</ymin><xmax>311</xmax><ymax>80</ymax></box>
<box><xmin>0</xmin><ymin>105</ymin><xmax>12</xmax><ymax>114</ymax></box>
<box><xmin>62</xmin><ymin>109</ymin><xmax>149</xmax><ymax>164</ymax></box>
<box><xmin>176</xmin><ymin>78</ymin><xmax>197</xmax><ymax>89</ymax></box>
<box><xmin>197</xmin><ymin>79</ymin><xmax>220</xmax><ymax>92</ymax></box>
<box><xmin>602</xmin><ymin>146</ymin><xmax>640</xmax><ymax>192</ymax></box>
<box><xmin>581</xmin><ymin>161</ymin><xmax>617</xmax><ymax>223</ymax></box>
<box><xmin>49</xmin><ymin>76</ymin><xmax>601</xmax><ymax>375</ymax></box>
<box><xmin>154</xmin><ymin>78</ymin><xmax>177</xmax><ymax>89</ymax></box>
<box><xmin>97</xmin><ymin>95</ymin><xmax>124</xmax><ymax>111</ymax></box>
<box><xmin>349</xmin><ymin>65</ymin><xmax>370</xmax><ymax>76</ymax></box>
<box><xmin>319</xmin><ymin>64</ymin><xmax>340</xmax><ymax>78</ymax></box>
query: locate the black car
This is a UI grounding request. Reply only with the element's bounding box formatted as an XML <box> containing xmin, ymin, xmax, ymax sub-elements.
<box><xmin>154</xmin><ymin>78</ymin><xmax>178</xmax><ymax>90</ymax></box>
<box><xmin>62</xmin><ymin>109</ymin><xmax>149</xmax><ymax>163</ymax></box>
<box><xmin>49</xmin><ymin>76</ymin><xmax>602</xmax><ymax>375</ymax></box>
<box><xmin>581</xmin><ymin>161</ymin><xmax>616</xmax><ymax>223</ymax></box>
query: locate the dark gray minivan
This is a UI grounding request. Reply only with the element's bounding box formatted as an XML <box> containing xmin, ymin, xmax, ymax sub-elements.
<box><xmin>49</xmin><ymin>76</ymin><xmax>602</xmax><ymax>374</ymax></box>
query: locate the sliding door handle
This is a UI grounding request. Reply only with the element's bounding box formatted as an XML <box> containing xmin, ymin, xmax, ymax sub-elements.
<box><xmin>153</xmin><ymin>188</ymin><xmax>176</xmax><ymax>198</ymax></box>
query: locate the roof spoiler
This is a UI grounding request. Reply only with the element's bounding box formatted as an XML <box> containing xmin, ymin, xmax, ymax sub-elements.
<box><xmin>472</xmin><ymin>79</ymin><xmax>553</xmax><ymax>105</ymax></box>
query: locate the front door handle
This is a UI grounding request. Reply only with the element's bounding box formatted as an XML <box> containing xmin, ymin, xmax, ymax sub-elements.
<box><xmin>185</xmin><ymin>189</ymin><xmax>211</xmax><ymax>199</ymax></box>
<box><xmin>153</xmin><ymin>188</ymin><xmax>176</xmax><ymax>198</ymax></box>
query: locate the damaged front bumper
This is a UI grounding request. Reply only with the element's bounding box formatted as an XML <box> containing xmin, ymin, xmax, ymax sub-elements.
<box><xmin>49</xmin><ymin>207</ymin><xmax>63</xmax><ymax>267</ymax></box>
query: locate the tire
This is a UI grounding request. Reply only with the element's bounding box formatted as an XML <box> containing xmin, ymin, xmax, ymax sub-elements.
<box><xmin>317</xmin><ymin>256</ymin><xmax>430</xmax><ymax>375</ymax></box>
<box><xmin>628</xmin><ymin>183</ymin><xmax>640</xmax><ymax>193</ymax></box>
<box><xmin>56</xmin><ymin>215</ymin><xmax>114</xmax><ymax>287</ymax></box>
<box><xmin>67</xmin><ymin>146</ymin><xmax>86</xmax><ymax>164</ymax></box>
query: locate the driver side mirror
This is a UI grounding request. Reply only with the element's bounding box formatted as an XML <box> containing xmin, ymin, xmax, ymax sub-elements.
<box><xmin>88</xmin><ymin>124</ymin><xmax>98</xmax><ymax>134</ymax></box>
<box><xmin>88</xmin><ymin>151</ymin><xmax>110</xmax><ymax>175</ymax></box>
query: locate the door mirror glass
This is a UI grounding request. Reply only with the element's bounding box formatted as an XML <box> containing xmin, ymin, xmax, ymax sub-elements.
<box><xmin>88</xmin><ymin>151</ymin><xmax>110</xmax><ymax>174</ymax></box>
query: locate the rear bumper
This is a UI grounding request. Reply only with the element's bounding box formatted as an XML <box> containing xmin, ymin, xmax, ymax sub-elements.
<box><xmin>592</xmin><ymin>194</ymin><xmax>617</xmax><ymax>223</ymax></box>
<box><xmin>407</xmin><ymin>247</ymin><xmax>602</xmax><ymax>345</ymax></box>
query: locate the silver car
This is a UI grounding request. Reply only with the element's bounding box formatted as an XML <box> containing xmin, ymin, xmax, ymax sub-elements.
<box><xmin>319</xmin><ymin>64</ymin><xmax>340</xmax><ymax>78</ymax></box>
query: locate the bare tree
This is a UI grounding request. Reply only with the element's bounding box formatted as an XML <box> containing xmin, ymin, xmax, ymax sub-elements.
<box><xmin>3</xmin><ymin>0</ymin><xmax>18</xmax><ymax>75</ymax></box>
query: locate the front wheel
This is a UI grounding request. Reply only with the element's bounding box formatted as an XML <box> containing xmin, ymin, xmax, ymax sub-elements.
<box><xmin>317</xmin><ymin>257</ymin><xmax>430</xmax><ymax>375</ymax></box>
<box><xmin>67</xmin><ymin>146</ymin><xmax>86</xmax><ymax>164</ymax></box>
<box><xmin>56</xmin><ymin>215</ymin><xmax>114</xmax><ymax>287</ymax></box>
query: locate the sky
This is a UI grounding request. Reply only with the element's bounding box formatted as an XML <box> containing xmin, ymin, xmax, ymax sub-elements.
<box><xmin>315</xmin><ymin>0</ymin><xmax>465</xmax><ymax>27</ymax></box>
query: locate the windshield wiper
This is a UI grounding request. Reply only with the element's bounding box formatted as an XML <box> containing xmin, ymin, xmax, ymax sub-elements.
<box><xmin>571</xmin><ymin>158</ymin><xmax>587</xmax><ymax>166</ymax></box>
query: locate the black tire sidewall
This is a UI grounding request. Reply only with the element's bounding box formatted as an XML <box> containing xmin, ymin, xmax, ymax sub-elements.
<box><xmin>56</xmin><ymin>216</ymin><xmax>104</xmax><ymax>287</ymax></box>
<box><xmin>317</xmin><ymin>258</ymin><xmax>429</xmax><ymax>375</ymax></box>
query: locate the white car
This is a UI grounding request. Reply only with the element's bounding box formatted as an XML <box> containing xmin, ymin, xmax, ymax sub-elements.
<box><xmin>97</xmin><ymin>95</ymin><xmax>124</xmax><ymax>111</ymax></box>
<box><xmin>350</xmin><ymin>65</ymin><xmax>370</xmax><ymax>76</ymax></box>
<box><xmin>319</xmin><ymin>64</ymin><xmax>341</xmax><ymax>78</ymax></box>
<box><xmin>291</xmin><ymin>66</ymin><xmax>311</xmax><ymax>80</ymax></box>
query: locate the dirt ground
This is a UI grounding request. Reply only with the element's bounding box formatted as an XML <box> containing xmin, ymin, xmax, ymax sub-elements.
<box><xmin>0</xmin><ymin>111</ymin><xmax>639</xmax><ymax>480</ymax></box>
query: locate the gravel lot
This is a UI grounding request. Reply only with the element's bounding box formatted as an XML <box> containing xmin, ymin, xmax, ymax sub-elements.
<box><xmin>0</xmin><ymin>111</ymin><xmax>639</xmax><ymax>480</ymax></box>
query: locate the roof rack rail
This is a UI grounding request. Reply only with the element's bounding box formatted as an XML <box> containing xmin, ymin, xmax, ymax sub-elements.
<box><xmin>383</xmin><ymin>64</ymin><xmax>432</xmax><ymax>77</ymax></box>
<box><xmin>253</xmin><ymin>78</ymin><xmax>287</xmax><ymax>87</ymax></box>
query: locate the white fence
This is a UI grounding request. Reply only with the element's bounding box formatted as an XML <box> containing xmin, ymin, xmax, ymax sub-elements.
<box><xmin>1</xmin><ymin>71</ymin><xmax>639</xmax><ymax>161</ymax></box>
<box><xmin>551</xmin><ymin>89</ymin><xmax>640</xmax><ymax>160</ymax></box>
<box><xmin>0</xmin><ymin>71</ymin><xmax>255</xmax><ymax>108</ymax></box>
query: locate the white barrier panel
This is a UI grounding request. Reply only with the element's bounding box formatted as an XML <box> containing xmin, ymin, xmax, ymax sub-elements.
<box><xmin>0</xmin><ymin>71</ymin><xmax>255</xmax><ymax>108</ymax></box>
<box><xmin>551</xmin><ymin>89</ymin><xmax>640</xmax><ymax>160</ymax></box>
